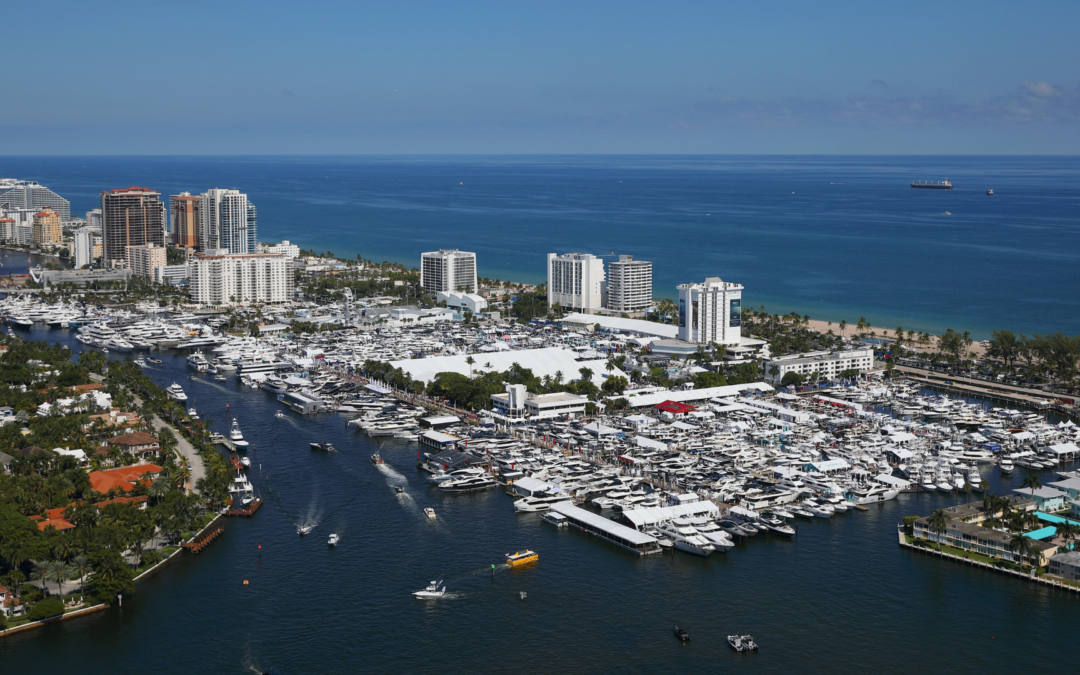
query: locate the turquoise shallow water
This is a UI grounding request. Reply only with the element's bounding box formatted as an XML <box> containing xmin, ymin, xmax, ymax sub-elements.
<box><xmin>2</xmin><ymin>155</ymin><xmax>1079</xmax><ymax>338</ymax></box>
<box><xmin>1</xmin><ymin>326</ymin><xmax>1079</xmax><ymax>674</ymax></box>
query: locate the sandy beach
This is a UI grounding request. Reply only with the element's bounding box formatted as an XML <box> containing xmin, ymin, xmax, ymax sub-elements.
<box><xmin>804</xmin><ymin>319</ymin><xmax>988</xmax><ymax>358</ymax></box>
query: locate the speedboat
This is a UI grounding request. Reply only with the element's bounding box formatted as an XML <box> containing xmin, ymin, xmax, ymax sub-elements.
<box><xmin>147</xmin><ymin>357</ymin><xmax>163</xmax><ymax>364</ymax></box>
<box><xmin>229</xmin><ymin>418</ymin><xmax>249</xmax><ymax>448</ymax></box>
<box><xmin>187</xmin><ymin>406</ymin><xmax>199</xmax><ymax>419</ymax></box>
<box><xmin>424</xmin><ymin>507</ymin><xmax>436</xmax><ymax>519</ymax></box>
<box><xmin>371</xmin><ymin>452</ymin><xmax>385</xmax><ymax>465</ymax></box>
<box><xmin>728</xmin><ymin>634</ymin><xmax>758</xmax><ymax>652</ymax></box>
<box><xmin>214</xmin><ymin>374</ymin><xmax>227</xmax><ymax>382</ymax></box>
<box><xmin>413</xmin><ymin>580</ymin><xmax>445</xmax><ymax>599</ymax></box>
<box><xmin>166</xmin><ymin>382</ymin><xmax>188</xmax><ymax>402</ymax></box>
<box><xmin>134</xmin><ymin>358</ymin><xmax>147</xmax><ymax>367</ymax></box>
<box><xmin>394</xmin><ymin>485</ymin><xmax>405</xmax><ymax>494</ymax></box>
<box><xmin>240</xmin><ymin>456</ymin><xmax>251</xmax><ymax>468</ymax></box>
<box><xmin>328</xmin><ymin>534</ymin><xmax>339</xmax><ymax>547</ymax></box>
<box><xmin>674</xmin><ymin>625</ymin><xmax>690</xmax><ymax>642</ymax></box>
<box><xmin>275</xmin><ymin>410</ymin><xmax>286</xmax><ymax>419</ymax></box>
<box><xmin>310</xmin><ymin>442</ymin><xmax>336</xmax><ymax>452</ymax></box>
<box><xmin>297</xmin><ymin>524</ymin><xmax>313</xmax><ymax>536</ymax></box>
<box><xmin>999</xmin><ymin>458</ymin><xmax>1014</xmax><ymax>474</ymax></box>
<box><xmin>505</xmin><ymin>550</ymin><xmax>538</xmax><ymax>567</ymax></box>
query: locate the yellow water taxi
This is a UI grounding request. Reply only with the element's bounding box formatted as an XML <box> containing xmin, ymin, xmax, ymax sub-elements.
<box><xmin>505</xmin><ymin>550</ymin><xmax>538</xmax><ymax>567</ymax></box>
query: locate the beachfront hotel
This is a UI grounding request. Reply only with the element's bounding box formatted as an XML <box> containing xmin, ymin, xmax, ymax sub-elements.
<box><xmin>762</xmin><ymin>348</ymin><xmax>875</xmax><ymax>384</ymax></box>
<box><xmin>676</xmin><ymin>276</ymin><xmax>744</xmax><ymax>346</ymax></box>
<box><xmin>420</xmin><ymin>249</ymin><xmax>478</xmax><ymax>294</ymax></box>
<box><xmin>0</xmin><ymin>178</ymin><xmax>71</xmax><ymax>219</ymax></box>
<box><xmin>188</xmin><ymin>250</ymin><xmax>293</xmax><ymax>305</ymax></box>
<box><xmin>605</xmin><ymin>255</ymin><xmax>652</xmax><ymax>314</ymax></box>
<box><xmin>547</xmin><ymin>252</ymin><xmax>605</xmax><ymax>313</ymax></box>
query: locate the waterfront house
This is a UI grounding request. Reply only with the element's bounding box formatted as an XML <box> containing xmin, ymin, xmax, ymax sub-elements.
<box><xmin>88</xmin><ymin>464</ymin><xmax>163</xmax><ymax>494</ymax></box>
<box><xmin>1048</xmin><ymin>551</ymin><xmax>1080</xmax><ymax>581</ymax></box>
<box><xmin>106</xmin><ymin>432</ymin><xmax>160</xmax><ymax>459</ymax></box>
<box><xmin>912</xmin><ymin>517</ymin><xmax>1057</xmax><ymax>566</ymax></box>
<box><xmin>1013</xmin><ymin>487</ymin><xmax>1068</xmax><ymax>512</ymax></box>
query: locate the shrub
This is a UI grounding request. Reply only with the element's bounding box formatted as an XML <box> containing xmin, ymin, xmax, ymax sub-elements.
<box><xmin>141</xmin><ymin>550</ymin><xmax>163</xmax><ymax>567</ymax></box>
<box><xmin>27</xmin><ymin>597</ymin><xmax>64</xmax><ymax>621</ymax></box>
<box><xmin>903</xmin><ymin>516</ymin><xmax>919</xmax><ymax>535</ymax></box>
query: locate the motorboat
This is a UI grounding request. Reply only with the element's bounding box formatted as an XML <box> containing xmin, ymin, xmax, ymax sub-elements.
<box><xmin>214</xmin><ymin>374</ymin><xmax>228</xmax><ymax>382</ymax></box>
<box><xmin>147</xmin><ymin>357</ymin><xmax>163</xmax><ymax>364</ymax></box>
<box><xmin>424</xmin><ymin>507</ymin><xmax>437</xmax><ymax>519</ymax></box>
<box><xmin>371</xmin><ymin>452</ymin><xmax>385</xmax><ymax>465</ymax></box>
<box><xmin>394</xmin><ymin>485</ymin><xmax>405</xmax><ymax>494</ymax></box>
<box><xmin>413</xmin><ymin>580</ymin><xmax>446</xmax><ymax>599</ymax></box>
<box><xmin>999</xmin><ymin>458</ymin><xmax>1015</xmax><ymax>474</ymax></box>
<box><xmin>427</xmin><ymin>467</ymin><xmax>484</xmax><ymax>484</ymax></box>
<box><xmin>230</xmin><ymin>418</ymin><xmax>249</xmax><ymax>448</ymax></box>
<box><xmin>674</xmin><ymin>625</ymin><xmax>690</xmax><ymax>642</ymax></box>
<box><xmin>692</xmin><ymin>519</ymin><xmax>735</xmax><ymax>551</ymax></box>
<box><xmin>187</xmin><ymin>406</ymin><xmax>199</xmax><ymax>419</ymax></box>
<box><xmin>134</xmin><ymin>358</ymin><xmax>147</xmax><ymax>367</ymax></box>
<box><xmin>505</xmin><ymin>550</ymin><xmax>538</xmax><ymax>567</ymax></box>
<box><xmin>328</xmin><ymin>534</ymin><xmax>339</xmax><ymax>546</ymax></box>
<box><xmin>297</xmin><ymin>524</ymin><xmax>313</xmax><ymax>536</ymax></box>
<box><xmin>240</xmin><ymin>456</ymin><xmax>251</xmax><ymax>468</ymax></box>
<box><xmin>166</xmin><ymin>382</ymin><xmax>188</xmax><ymax>402</ymax></box>
<box><xmin>310</xmin><ymin>442</ymin><xmax>336</xmax><ymax>452</ymax></box>
<box><xmin>728</xmin><ymin>634</ymin><xmax>758</xmax><ymax>652</ymax></box>
<box><xmin>276</xmin><ymin>410</ymin><xmax>286</xmax><ymax>419</ymax></box>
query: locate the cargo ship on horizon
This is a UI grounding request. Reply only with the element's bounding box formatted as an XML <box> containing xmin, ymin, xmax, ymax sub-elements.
<box><xmin>911</xmin><ymin>179</ymin><xmax>953</xmax><ymax>190</ymax></box>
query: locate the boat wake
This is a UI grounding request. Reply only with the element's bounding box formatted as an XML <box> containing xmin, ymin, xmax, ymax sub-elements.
<box><xmin>192</xmin><ymin>378</ymin><xmax>232</xmax><ymax>395</ymax></box>
<box><xmin>376</xmin><ymin>462</ymin><xmax>408</xmax><ymax>485</ymax></box>
<box><xmin>396</xmin><ymin>491</ymin><xmax>420</xmax><ymax>515</ymax></box>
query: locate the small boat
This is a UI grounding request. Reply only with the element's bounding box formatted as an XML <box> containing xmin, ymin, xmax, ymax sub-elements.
<box><xmin>297</xmin><ymin>524</ymin><xmax>313</xmax><ymax>536</ymax></box>
<box><xmin>147</xmin><ymin>357</ymin><xmax>163</xmax><ymax>364</ymax></box>
<box><xmin>328</xmin><ymin>534</ymin><xmax>339</xmax><ymax>547</ymax></box>
<box><xmin>187</xmin><ymin>406</ymin><xmax>199</xmax><ymax>419</ymax></box>
<box><xmin>999</xmin><ymin>458</ymin><xmax>1014</xmax><ymax>474</ymax></box>
<box><xmin>413</xmin><ymin>580</ymin><xmax>445</xmax><ymax>599</ymax></box>
<box><xmin>310</xmin><ymin>442</ymin><xmax>336</xmax><ymax>452</ymax></box>
<box><xmin>505</xmin><ymin>550</ymin><xmax>538</xmax><ymax>567</ymax></box>
<box><xmin>134</xmin><ymin>358</ymin><xmax>147</xmax><ymax>367</ymax></box>
<box><xmin>102</xmin><ymin>348</ymin><xmax>109</xmax><ymax>353</ymax></box>
<box><xmin>424</xmin><ymin>507</ymin><xmax>437</xmax><ymax>519</ymax></box>
<box><xmin>394</xmin><ymin>485</ymin><xmax>405</xmax><ymax>494</ymax></box>
<box><xmin>674</xmin><ymin>625</ymin><xmax>690</xmax><ymax>642</ymax></box>
<box><xmin>214</xmin><ymin>374</ymin><xmax>227</xmax><ymax>381</ymax></box>
<box><xmin>241</xmin><ymin>495</ymin><xmax>254</xmax><ymax>506</ymax></box>
<box><xmin>987</xmin><ymin>189</ymin><xmax>994</xmax><ymax>196</ymax></box>
<box><xmin>728</xmin><ymin>634</ymin><xmax>758</xmax><ymax>652</ymax></box>
<box><xmin>275</xmin><ymin>410</ymin><xmax>286</xmax><ymax>419</ymax></box>
<box><xmin>230</xmin><ymin>418</ymin><xmax>249</xmax><ymax>448</ymax></box>
<box><xmin>188</xmin><ymin>374</ymin><xmax>197</xmax><ymax>380</ymax></box>
<box><xmin>240</xmin><ymin>456</ymin><xmax>251</xmax><ymax>468</ymax></box>
<box><xmin>371</xmin><ymin>452</ymin><xmax>385</xmax><ymax>465</ymax></box>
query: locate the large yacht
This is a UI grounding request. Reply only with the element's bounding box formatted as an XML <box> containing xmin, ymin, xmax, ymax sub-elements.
<box><xmin>166</xmin><ymin>382</ymin><xmax>188</xmax><ymax>402</ymax></box>
<box><xmin>229</xmin><ymin>418</ymin><xmax>249</xmax><ymax>448</ymax></box>
<box><xmin>657</xmin><ymin>518</ymin><xmax>715</xmax><ymax>556</ymax></box>
<box><xmin>513</xmin><ymin>493</ymin><xmax>573</xmax><ymax>512</ymax></box>
<box><xmin>439</xmin><ymin>475</ymin><xmax>498</xmax><ymax>492</ymax></box>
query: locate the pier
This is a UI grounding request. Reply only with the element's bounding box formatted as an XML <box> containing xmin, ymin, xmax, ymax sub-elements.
<box><xmin>182</xmin><ymin>525</ymin><xmax>224</xmax><ymax>553</ymax></box>
<box><xmin>225</xmin><ymin>497</ymin><xmax>263</xmax><ymax>517</ymax></box>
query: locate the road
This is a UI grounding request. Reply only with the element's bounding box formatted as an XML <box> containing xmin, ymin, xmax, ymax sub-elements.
<box><xmin>151</xmin><ymin>416</ymin><xmax>206</xmax><ymax>494</ymax></box>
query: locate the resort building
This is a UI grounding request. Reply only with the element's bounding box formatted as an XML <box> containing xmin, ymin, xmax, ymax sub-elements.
<box><xmin>762</xmin><ymin>347</ymin><xmax>875</xmax><ymax>384</ymax></box>
<box><xmin>265</xmin><ymin>240</ymin><xmax>300</xmax><ymax>259</ymax></box>
<box><xmin>100</xmin><ymin>186</ymin><xmax>166</xmax><ymax>264</ymax></box>
<box><xmin>606</xmin><ymin>255</ymin><xmax>652</xmax><ymax>313</ymax></box>
<box><xmin>421</xmin><ymin>249</ymin><xmax>477</xmax><ymax>293</ymax></box>
<box><xmin>189</xmin><ymin>251</ymin><xmax>293</xmax><ymax>305</ymax></box>
<box><xmin>170</xmin><ymin>192</ymin><xmax>201</xmax><ymax>249</ymax></box>
<box><xmin>199</xmin><ymin>188</ymin><xmax>257</xmax><ymax>254</ymax></box>
<box><xmin>677</xmin><ymin>276</ymin><xmax>743</xmax><ymax>346</ymax></box>
<box><xmin>31</xmin><ymin>207</ymin><xmax>62</xmax><ymax>245</ymax></box>
<box><xmin>547</xmin><ymin>252</ymin><xmax>605</xmax><ymax>313</ymax></box>
<box><xmin>0</xmin><ymin>179</ymin><xmax>70</xmax><ymax>219</ymax></box>
<box><xmin>126</xmin><ymin>243</ymin><xmax>167</xmax><ymax>279</ymax></box>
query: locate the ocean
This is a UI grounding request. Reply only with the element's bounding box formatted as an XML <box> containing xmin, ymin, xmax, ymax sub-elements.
<box><xmin>1</xmin><ymin>328</ymin><xmax>1078</xmax><ymax>674</ymax></box>
<box><xmin>2</xmin><ymin>155</ymin><xmax>1079</xmax><ymax>338</ymax></box>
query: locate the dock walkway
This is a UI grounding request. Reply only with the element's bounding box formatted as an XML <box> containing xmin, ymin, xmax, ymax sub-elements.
<box><xmin>182</xmin><ymin>525</ymin><xmax>224</xmax><ymax>554</ymax></box>
<box><xmin>225</xmin><ymin>497</ymin><xmax>263</xmax><ymax>517</ymax></box>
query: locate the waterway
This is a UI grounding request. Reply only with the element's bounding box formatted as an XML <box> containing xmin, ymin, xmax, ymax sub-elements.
<box><xmin>1</xmin><ymin>325</ymin><xmax>1078</xmax><ymax>673</ymax></box>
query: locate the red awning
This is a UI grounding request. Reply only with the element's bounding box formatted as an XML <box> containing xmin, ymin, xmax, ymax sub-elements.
<box><xmin>654</xmin><ymin>400</ymin><xmax>696</xmax><ymax>414</ymax></box>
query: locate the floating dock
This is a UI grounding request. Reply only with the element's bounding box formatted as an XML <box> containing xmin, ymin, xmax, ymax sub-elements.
<box><xmin>549</xmin><ymin>502</ymin><xmax>662</xmax><ymax>555</ymax></box>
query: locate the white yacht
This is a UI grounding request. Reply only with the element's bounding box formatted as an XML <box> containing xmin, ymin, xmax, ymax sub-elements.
<box><xmin>427</xmin><ymin>467</ymin><xmax>484</xmax><ymax>484</ymax></box>
<box><xmin>166</xmin><ymin>382</ymin><xmax>188</xmax><ymax>402</ymax></box>
<box><xmin>513</xmin><ymin>493</ymin><xmax>573</xmax><ymax>512</ymax></box>
<box><xmin>413</xmin><ymin>581</ymin><xmax>446</xmax><ymax>599</ymax></box>
<box><xmin>658</xmin><ymin>518</ymin><xmax>715</xmax><ymax>556</ymax></box>
<box><xmin>999</xmin><ymin>457</ymin><xmax>1014</xmax><ymax>474</ymax></box>
<box><xmin>439</xmin><ymin>475</ymin><xmax>497</xmax><ymax>492</ymax></box>
<box><xmin>328</xmin><ymin>534</ymin><xmax>340</xmax><ymax>547</ymax></box>
<box><xmin>691</xmin><ymin>519</ymin><xmax>736</xmax><ymax>552</ymax></box>
<box><xmin>848</xmin><ymin>485</ymin><xmax>900</xmax><ymax>505</ymax></box>
<box><xmin>229</xmin><ymin>418</ymin><xmax>249</xmax><ymax>448</ymax></box>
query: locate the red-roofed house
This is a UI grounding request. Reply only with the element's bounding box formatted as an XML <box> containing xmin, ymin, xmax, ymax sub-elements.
<box><xmin>89</xmin><ymin>464</ymin><xmax>163</xmax><ymax>494</ymax></box>
<box><xmin>106</xmin><ymin>431</ymin><xmax>160</xmax><ymax>459</ymax></box>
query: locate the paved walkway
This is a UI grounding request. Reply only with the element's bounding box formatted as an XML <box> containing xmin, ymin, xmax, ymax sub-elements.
<box><xmin>152</xmin><ymin>416</ymin><xmax>206</xmax><ymax>494</ymax></box>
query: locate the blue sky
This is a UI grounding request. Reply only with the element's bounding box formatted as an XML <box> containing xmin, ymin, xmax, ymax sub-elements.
<box><xmin>6</xmin><ymin>1</ymin><xmax>1079</xmax><ymax>154</ymax></box>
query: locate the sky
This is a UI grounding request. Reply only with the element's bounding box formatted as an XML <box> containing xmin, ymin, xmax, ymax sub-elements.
<box><xmin>5</xmin><ymin>0</ymin><xmax>1079</xmax><ymax>154</ymax></box>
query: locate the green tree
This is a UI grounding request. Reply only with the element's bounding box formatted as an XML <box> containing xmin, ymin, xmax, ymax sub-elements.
<box><xmin>1020</xmin><ymin>471</ymin><xmax>1041</xmax><ymax>500</ymax></box>
<box><xmin>927</xmin><ymin>509</ymin><xmax>950</xmax><ymax>537</ymax></box>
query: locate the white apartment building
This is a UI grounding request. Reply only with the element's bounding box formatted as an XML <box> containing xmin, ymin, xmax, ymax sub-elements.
<box><xmin>606</xmin><ymin>255</ymin><xmax>652</xmax><ymax>313</ymax></box>
<box><xmin>0</xmin><ymin>179</ymin><xmax>71</xmax><ymax>219</ymax></box>
<box><xmin>265</xmin><ymin>240</ymin><xmax>300</xmax><ymax>259</ymax></box>
<box><xmin>762</xmin><ymin>347</ymin><xmax>875</xmax><ymax>384</ymax></box>
<box><xmin>189</xmin><ymin>251</ymin><xmax>293</xmax><ymax>305</ymax></box>
<box><xmin>547</xmin><ymin>252</ymin><xmax>605</xmax><ymax>313</ymax></box>
<box><xmin>0</xmin><ymin>208</ymin><xmax>36</xmax><ymax>245</ymax></box>
<box><xmin>74</xmin><ymin>228</ymin><xmax>94</xmax><ymax>269</ymax></box>
<box><xmin>126</xmin><ymin>243</ymin><xmax>167</xmax><ymax>279</ymax></box>
<box><xmin>677</xmin><ymin>276</ymin><xmax>744</xmax><ymax>346</ymax></box>
<box><xmin>200</xmin><ymin>189</ymin><xmax>257</xmax><ymax>254</ymax></box>
<box><xmin>420</xmin><ymin>249</ymin><xmax>477</xmax><ymax>293</ymax></box>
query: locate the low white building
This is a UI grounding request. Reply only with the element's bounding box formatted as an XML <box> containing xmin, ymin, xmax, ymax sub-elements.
<box><xmin>762</xmin><ymin>347</ymin><xmax>874</xmax><ymax>384</ymax></box>
<box><xmin>154</xmin><ymin>263</ymin><xmax>190</xmax><ymax>285</ymax></box>
<box><xmin>189</xmin><ymin>250</ymin><xmax>293</xmax><ymax>305</ymax></box>
<box><xmin>264</xmin><ymin>240</ymin><xmax>300</xmax><ymax>259</ymax></box>
<box><xmin>491</xmin><ymin>385</ymin><xmax>588</xmax><ymax>420</ymax></box>
<box><xmin>437</xmin><ymin>291</ymin><xmax>488</xmax><ymax>314</ymax></box>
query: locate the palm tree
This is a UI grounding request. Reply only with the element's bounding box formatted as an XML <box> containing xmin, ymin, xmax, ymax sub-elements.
<box><xmin>578</xmin><ymin>367</ymin><xmax>593</xmax><ymax>382</ymax></box>
<box><xmin>1020</xmin><ymin>471</ymin><xmax>1042</xmax><ymax>500</ymax></box>
<box><xmin>928</xmin><ymin>509</ymin><xmax>950</xmax><ymax>539</ymax></box>
<box><xmin>465</xmin><ymin>356</ymin><xmax>475</xmax><ymax>378</ymax></box>
<box><xmin>838</xmin><ymin>320</ymin><xmax>847</xmax><ymax>338</ymax></box>
<box><xmin>1055</xmin><ymin>521</ymin><xmax>1079</xmax><ymax>550</ymax></box>
<box><xmin>32</xmin><ymin>560</ymin><xmax>51</xmax><ymax>597</ymax></box>
<box><xmin>49</xmin><ymin>560</ymin><xmax>73</xmax><ymax>600</ymax></box>
<box><xmin>71</xmin><ymin>554</ymin><xmax>92</xmax><ymax>603</ymax></box>
<box><xmin>1009</xmin><ymin>532</ymin><xmax>1037</xmax><ymax>566</ymax></box>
